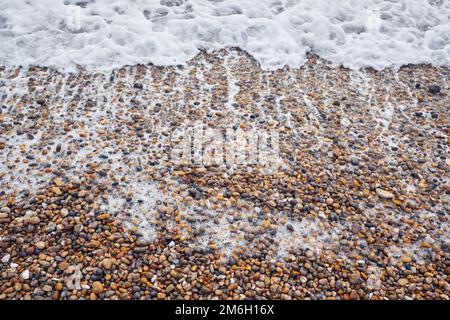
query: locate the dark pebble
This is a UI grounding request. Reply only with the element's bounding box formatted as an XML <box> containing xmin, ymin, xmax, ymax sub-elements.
<box><xmin>134</xmin><ymin>82</ymin><xmax>144</xmax><ymax>90</ymax></box>
<box><xmin>428</xmin><ymin>84</ymin><xmax>441</xmax><ymax>94</ymax></box>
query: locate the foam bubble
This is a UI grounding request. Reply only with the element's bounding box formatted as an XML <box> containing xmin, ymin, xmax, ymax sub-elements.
<box><xmin>0</xmin><ymin>0</ymin><xmax>448</xmax><ymax>71</ymax></box>
<box><xmin>103</xmin><ymin>180</ymin><xmax>164</xmax><ymax>242</ymax></box>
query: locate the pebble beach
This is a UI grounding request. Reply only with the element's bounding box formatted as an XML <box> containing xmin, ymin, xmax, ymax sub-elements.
<box><xmin>0</xmin><ymin>48</ymin><xmax>448</xmax><ymax>300</ymax></box>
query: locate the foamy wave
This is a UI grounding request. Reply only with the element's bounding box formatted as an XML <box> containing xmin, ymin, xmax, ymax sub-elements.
<box><xmin>0</xmin><ymin>0</ymin><xmax>448</xmax><ymax>71</ymax></box>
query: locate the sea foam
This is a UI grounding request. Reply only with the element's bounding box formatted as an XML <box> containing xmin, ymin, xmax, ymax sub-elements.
<box><xmin>0</xmin><ymin>0</ymin><xmax>448</xmax><ymax>71</ymax></box>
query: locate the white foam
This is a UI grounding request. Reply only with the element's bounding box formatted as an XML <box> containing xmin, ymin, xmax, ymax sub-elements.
<box><xmin>103</xmin><ymin>180</ymin><xmax>164</xmax><ymax>242</ymax></box>
<box><xmin>0</xmin><ymin>0</ymin><xmax>448</xmax><ymax>71</ymax></box>
<box><xmin>275</xmin><ymin>216</ymin><xmax>344</xmax><ymax>258</ymax></box>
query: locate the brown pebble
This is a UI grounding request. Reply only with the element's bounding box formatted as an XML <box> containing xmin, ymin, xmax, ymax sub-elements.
<box><xmin>92</xmin><ymin>281</ymin><xmax>104</xmax><ymax>294</ymax></box>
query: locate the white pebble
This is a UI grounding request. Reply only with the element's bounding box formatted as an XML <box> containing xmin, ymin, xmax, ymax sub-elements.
<box><xmin>20</xmin><ymin>269</ymin><xmax>30</xmax><ymax>280</ymax></box>
<box><xmin>1</xmin><ymin>254</ymin><xmax>10</xmax><ymax>263</ymax></box>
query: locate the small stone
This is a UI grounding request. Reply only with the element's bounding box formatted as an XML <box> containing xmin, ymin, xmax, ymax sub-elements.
<box><xmin>228</xmin><ymin>283</ymin><xmax>238</xmax><ymax>291</ymax></box>
<box><xmin>0</xmin><ymin>212</ymin><xmax>9</xmax><ymax>219</ymax></box>
<box><xmin>157</xmin><ymin>292</ymin><xmax>166</xmax><ymax>299</ymax></box>
<box><xmin>428</xmin><ymin>84</ymin><xmax>441</xmax><ymax>94</ymax></box>
<box><xmin>92</xmin><ymin>281</ymin><xmax>103</xmax><ymax>294</ymax></box>
<box><xmin>156</xmin><ymin>205</ymin><xmax>167</xmax><ymax>213</ymax></box>
<box><xmin>401</xmin><ymin>255</ymin><xmax>412</xmax><ymax>264</ymax></box>
<box><xmin>134</xmin><ymin>82</ymin><xmax>144</xmax><ymax>90</ymax></box>
<box><xmin>42</xmin><ymin>285</ymin><xmax>52</xmax><ymax>292</ymax></box>
<box><xmin>52</xmin><ymin>187</ymin><xmax>63</xmax><ymax>195</ymax></box>
<box><xmin>20</xmin><ymin>270</ymin><xmax>30</xmax><ymax>280</ymax></box>
<box><xmin>201</xmin><ymin>286</ymin><xmax>212</xmax><ymax>294</ymax></box>
<box><xmin>218</xmin><ymin>266</ymin><xmax>227</xmax><ymax>274</ymax></box>
<box><xmin>349</xmin><ymin>272</ymin><xmax>361</xmax><ymax>285</ymax></box>
<box><xmin>102</xmin><ymin>258</ymin><xmax>112</xmax><ymax>270</ymax></box>
<box><xmin>27</xmin><ymin>216</ymin><xmax>40</xmax><ymax>225</ymax></box>
<box><xmin>398</xmin><ymin>278</ymin><xmax>409</xmax><ymax>286</ymax></box>
<box><xmin>351</xmin><ymin>224</ymin><xmax>362</xmax><ymax>234</ymax></box>
<box><xmin>53</xmin><ymin>178</ymin><xmax>64</xmax><ymax>186</ymax></box>
<box><xmin>58</xmin><ymin>261</ymin><xmax>69</xmax><ymax>271</ymax></box>
<box><xmin>96</xmin><ymin>213</ymin><xmax>109</xmax><ymax>221</ymax></box>
<box><xmin>376</xmin><ymin>188</ymin><xmax>394</xmax><ymax>200</ymax></box>
<box><xmin>261</xmin><ymin>220</ymin><xmax>271</xmax><ymax>229</ymax></box>
<box><xmin>350</xmin><ymin>290</ymin><xmax>359</xmax><ymax>300</ymax></box>
<box><xmin>78</xmin><ymin>190</ymin><xmax>88</xmax><ymax>198</ymax></box>
<box><xmin>286</xmin><ymin>224</ymin><xmax>294</xmax><ymax>232</ymax></box>
<box><xmin>0</xmin><ymin>207</ymin><xmax>11</xmax><ymax>214</ymax></box>
<box><xmin>1</xmin><ymin>254</ymin><xmax>10</xmax><ymax>263</ymax></box>
<box><xmin>35</xmin><ymin>241</ymin><xmax>46</xmax><ymax>250</ymax></box>
<box><xmin>14</xmin><ymin>283</ymin><xmax>22</xmax><ymax>292</ymax></box>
